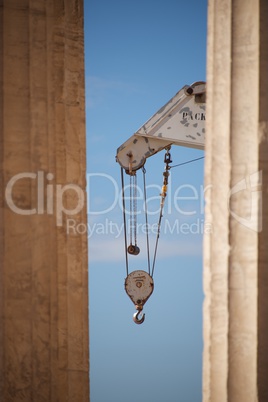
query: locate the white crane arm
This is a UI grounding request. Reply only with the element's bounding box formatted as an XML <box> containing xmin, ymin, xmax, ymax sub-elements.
<box><xmin>116</xmin><ymin>81</ymin><xmax>206</xmax><ymax>173</ymax></box>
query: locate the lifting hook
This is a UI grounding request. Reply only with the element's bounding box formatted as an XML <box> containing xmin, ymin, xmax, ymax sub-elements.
<box><xmin>133</xmin><ymin>307</ymin><xmax>145</xmax><ymax>324</ymax></box>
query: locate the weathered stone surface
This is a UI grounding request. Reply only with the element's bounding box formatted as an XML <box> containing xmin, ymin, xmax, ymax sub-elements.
<box><xmin>0</xmin><ymin>1</ymin><xmax>89</xmax><ymax>401</ymax></box>
<box><xmin>204</xmin><ymin>0</ymin><xmax>268</xmax><ymax>401</ymax></box>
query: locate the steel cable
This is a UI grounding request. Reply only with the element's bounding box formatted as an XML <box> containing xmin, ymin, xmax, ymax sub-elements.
<box><xmin>121</xmin><ymin>168</ymin><xmax>129</xmax><ymax>276</ymax></box>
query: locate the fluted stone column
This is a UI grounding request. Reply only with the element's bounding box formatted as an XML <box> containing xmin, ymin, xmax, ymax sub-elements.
<box><xmin>203</xmin><ymin>0</ymin><xmax>268</xmax><ymax>401</ymax></box>
<box><xmin>0</xmin><ymin>1</ymin><xmax>89</xmax><ymax>401</ymax></box>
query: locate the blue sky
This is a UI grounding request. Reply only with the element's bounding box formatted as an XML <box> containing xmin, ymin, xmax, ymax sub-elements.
<box><xmin>84</xmin><ymin>1</ymin><xmax>207</xmax><ymax>401</ymax></box>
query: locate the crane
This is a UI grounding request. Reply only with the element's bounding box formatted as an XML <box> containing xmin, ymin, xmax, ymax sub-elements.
<box><xmin>116</xmin><ymin>81</ymin><xmax>206</xmax><ymax>324</ymax></box>
<box><xmin>116</xmin><ymin>81</ymin><xmax>206</xmax><ymax>173</ymax></box>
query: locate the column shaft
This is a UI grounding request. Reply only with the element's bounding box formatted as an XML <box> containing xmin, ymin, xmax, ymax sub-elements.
<box><xmin>203</xmin><ymin>0</ymin><xmax>268</xmax><ymax>400</ymax></box>
<box><xmin>0</xmin><ymin>1</ymin><xmax>89</xmax><ymax>401</ymax></box>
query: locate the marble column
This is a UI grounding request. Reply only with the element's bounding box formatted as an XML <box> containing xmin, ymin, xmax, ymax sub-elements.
<box><xmin>0</xmin><ymin>1</ymin><xmax>89</xmax><ymax>401</ymax></box>
<box><xmin>203</xmin><ymin>0</ymin><xmax>268</xmax><ymax>401</ymax></box>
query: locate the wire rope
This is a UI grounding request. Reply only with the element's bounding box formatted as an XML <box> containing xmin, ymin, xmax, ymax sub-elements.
<box><xmin>121</xmin><ymin>153</ymin><xmax>205</xmax><ymax>278</ymax></box>
<box><xmin>151</xmin><ymin>203</ymin><xmax>164</xmax><ymax>278</ymax></box>
<box><xmin>121</xmin><ymin>167</ymin><xmax>129</xmax><ymax>276</ymax></box>
<box><xmin>142</xmin><ymin>167</ymin><xmax>151</xmax><ymax>276</ymax></box>
<box><xmin>170</xmin><ymin>155</ymin><xmax>204</xmax><ymax>169</ymax></box>
<box><xmin>129</xmin><ymin>174</ymin><xmax>133</xmax><ymax>245</ymax></box>
<box><xmin>133</xmin><ymin>173</ymin><xmax>137</xmax><ymax>246</ymax></box>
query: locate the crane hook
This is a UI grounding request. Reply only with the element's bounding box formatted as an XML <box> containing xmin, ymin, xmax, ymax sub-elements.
<box><xmin>133</xmin><ymin>309</ymin><xmax>145</xmax><ymax>325</ymax></box>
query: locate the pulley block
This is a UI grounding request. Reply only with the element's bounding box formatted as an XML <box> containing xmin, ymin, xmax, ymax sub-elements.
<box><xmin>125</xmin><ymin>270</ymin><xmax>154</xmax><ymax>324</ymax></box>
<box><xmin>127</xmin><ymin>244</ymin><xmax>140</xmax><ymax>255</ymax></box>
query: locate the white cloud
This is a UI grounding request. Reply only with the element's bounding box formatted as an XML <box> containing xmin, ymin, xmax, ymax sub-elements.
<box><xmin>89</xmin><ymin>237</ymin><xmax>124</xmax><ymax>262</ymax></box>
<box><xmin>88</xmin><ymin>236</ymin><xmax>202</xmax><ymax>263</ymax></box>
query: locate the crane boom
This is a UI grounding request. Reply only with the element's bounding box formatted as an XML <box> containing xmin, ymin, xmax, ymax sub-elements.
<box><xmin>116</xmin><ymin>81</ymin><xmax>206</xmax><ymax>173</ymax></box>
